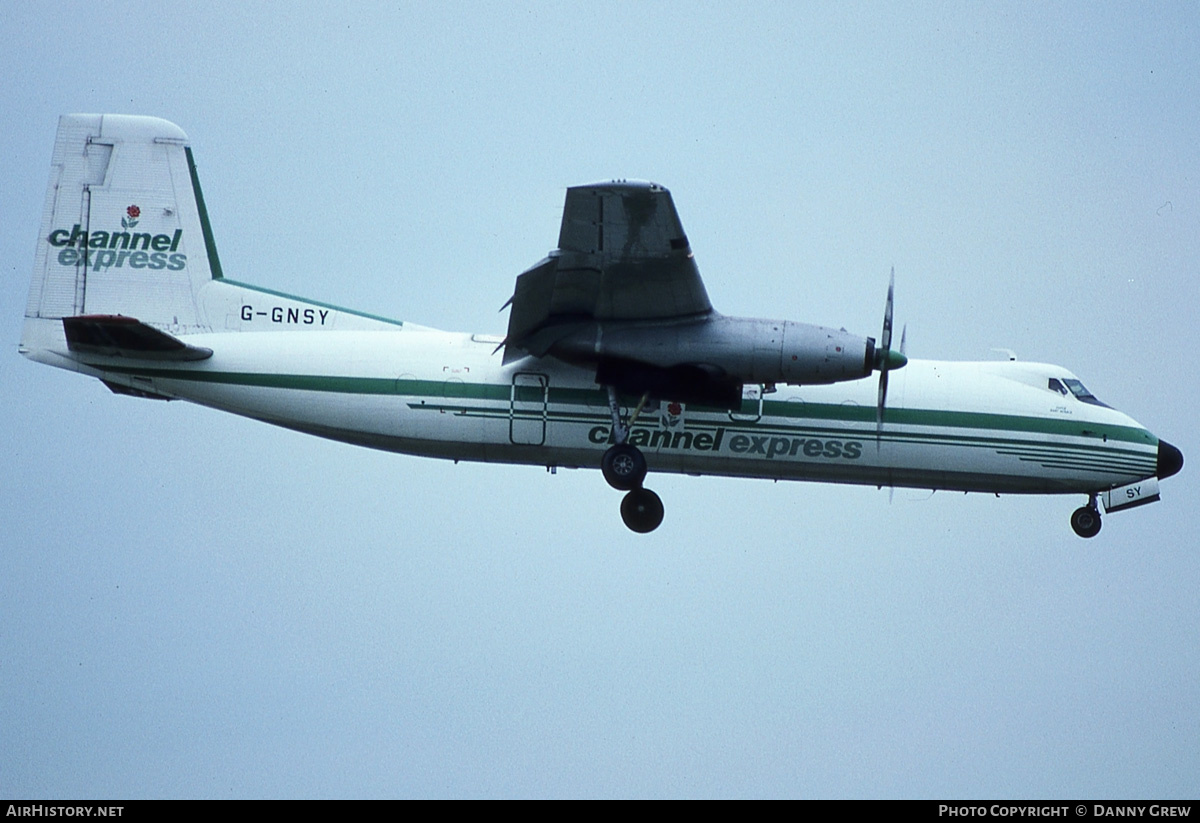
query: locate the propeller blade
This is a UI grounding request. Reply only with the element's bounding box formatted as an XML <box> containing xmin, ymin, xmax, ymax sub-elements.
<box><xmin>876</xmin><ymin>269</ymin><xmax>899</xmax><ymax>450</ymax></box>
<box><xmin>876</xmin><ymin>367</ymin><xmax>889</xmax><ymax>446</ymax></box>
<box><xmin>880</xmin><ymin>267</ymin><xmax>895</xmax><ymax>354</ymax></box>
<box><xmin>871</xmin><ymin>270</ymin><xmax>907</xmax><ymax>370</ymax></box>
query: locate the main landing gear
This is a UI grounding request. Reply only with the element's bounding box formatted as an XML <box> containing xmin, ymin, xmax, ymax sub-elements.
<box><xmin>620</xmin><ymin>488</ymin><xmax>664</xmax><ymax>533</ymax></box>
<box><xmin>1070</xmin><ymin>495</ymin><xmax>1102</xmax><ymax>539</ymax></box>
<box><xmin>601</xmin><ymin>443</ymin><xmax>646</xmax><ymax>491</ymax></box>
<box><xmin>602</xmin><ymin>386</ymin><xmax>664</xmax><ymax>533</ymax></box>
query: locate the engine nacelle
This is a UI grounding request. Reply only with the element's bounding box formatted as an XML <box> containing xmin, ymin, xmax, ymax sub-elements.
<box><xmin>777</xmin><ymin>320</ymin><xmax>875</xmax><ymax>385</ymax></box>
<box><xmin>546</xmin><ymin>314</ymin><xmax>877</xmax><ymax>392</ymax></box>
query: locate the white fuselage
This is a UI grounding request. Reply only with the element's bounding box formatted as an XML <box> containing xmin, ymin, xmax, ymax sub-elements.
<box><xmin>40</xmin><ymin>321</ymin><xmax>1157</xmax><ymax>497</ymax></box>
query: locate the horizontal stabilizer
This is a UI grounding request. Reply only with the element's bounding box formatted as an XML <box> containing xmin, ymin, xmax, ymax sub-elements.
<box><xmin>62</xmin><ymin>315</ymin><xmax>213</xmax><ymax>361</ymax></box>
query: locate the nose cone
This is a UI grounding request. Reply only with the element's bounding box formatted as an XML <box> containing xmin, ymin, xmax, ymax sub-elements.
<box><xmin>1158</xmin><ymin>440</ymin><xmax>1184</xmax><ymax>479</ymax></box>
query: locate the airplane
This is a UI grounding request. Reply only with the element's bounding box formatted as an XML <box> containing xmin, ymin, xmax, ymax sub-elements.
<box><xmin>19</xmin><ymin>114</ymin><xmax>1183</xmax><ymax>536</ymax></box>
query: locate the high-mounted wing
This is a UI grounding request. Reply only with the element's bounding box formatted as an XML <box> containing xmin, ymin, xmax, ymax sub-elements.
<box><xmin>501</xmin><ymin>180</ymin><xmax>883</xmax><ymax>409</ymax></box>
<box><xmin>503</xmin><ymin>181</ymin><xmax>712</xmax><ymax>361</ymax></box>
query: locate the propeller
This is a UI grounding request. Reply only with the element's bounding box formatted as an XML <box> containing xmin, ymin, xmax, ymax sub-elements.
<box><xmin>874</xmin><ymin>268</ymin><xmax>907</xmax><ymax>446</ymax></box>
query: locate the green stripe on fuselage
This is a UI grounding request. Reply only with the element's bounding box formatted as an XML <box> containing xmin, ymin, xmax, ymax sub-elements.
<box><xmin>185</xmin><ymin>146</ymin><xmax>224</xmax><ymax>281</ymax></box>
<box><xmin>220</xmin><ymin>279</ymin><xmax>406</xmax><ymax>328</ymax></box>
<box><xmin>102</xmin><ymin>367</ymin><xmax>1157</xmax><ymax>450</ymax></box>
<box><xmin>186</xmin><ymin>146</ymin><xmax>404</xmax><ymax>328</ymax></box>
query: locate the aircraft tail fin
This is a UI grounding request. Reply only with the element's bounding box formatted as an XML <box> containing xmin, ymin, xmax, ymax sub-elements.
<box><xmin>22</xmin><ymin>115</ymin><xmax>408</xmax><ymax>368</ymax></box>
<box><xmin>25</xmin><ymin>115</ymin><xmax>223</xmax><ymax>332</ymax></box>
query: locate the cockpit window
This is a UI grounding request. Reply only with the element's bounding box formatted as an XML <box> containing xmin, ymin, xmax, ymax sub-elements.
<box><xmin>1062</xmin><ymin>378</ymin><xmax>1110</xmax><ymax>408</ymax></box>
<box><xmin>1047</xmin><ymin>378</ymin><xmax>1068</xmax><ymax>396</ymax></box>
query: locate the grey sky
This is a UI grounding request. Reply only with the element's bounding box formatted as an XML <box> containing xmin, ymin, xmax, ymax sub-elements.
<box><xmin>1</xmin><ymin>1</ymin><xmax>1197</xmax><ymax>798</ymax></box>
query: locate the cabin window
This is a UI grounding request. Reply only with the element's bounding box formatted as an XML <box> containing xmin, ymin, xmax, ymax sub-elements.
<box><xmin>1047</xmin><ymin>378</ymin><xmax>1068</xmax><ymax>396</ymax></box>
<box><xmin>1062</xmin><ymin>378</ymin><xmax>1110</xmax><ymax>408</ymax></box>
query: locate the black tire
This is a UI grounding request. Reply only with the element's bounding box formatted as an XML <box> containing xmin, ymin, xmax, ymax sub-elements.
<box><xmin>621</xmin><ymin>488</ymin><xmax>664</xmax><ymax>533</ymax></box>
<box><xmin>601</xmin><ymin>443</ymin><xmax>647</xmax><ymax>491</ymax></box>
<box><xmin>1070</xmin><ymin>506</ymin><xmax>1102</xmax><ymax>539</ymax></box>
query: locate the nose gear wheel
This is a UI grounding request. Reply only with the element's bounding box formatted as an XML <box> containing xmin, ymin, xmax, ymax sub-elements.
<box><xmin>1070</xmin><ymin>498</ymin><xmax>1102</xmax><ymax>539</ymax></box>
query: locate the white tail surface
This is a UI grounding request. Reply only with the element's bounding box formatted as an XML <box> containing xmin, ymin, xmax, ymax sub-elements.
<box><xmin>22</xmin><ymin>115</ymin><xmax>410</xmax><ymax>367</ymax></box>
<box><xmin>26</xmin><ymin>115</ymin><xmax>220</xmax><ymax>331</ymax></box>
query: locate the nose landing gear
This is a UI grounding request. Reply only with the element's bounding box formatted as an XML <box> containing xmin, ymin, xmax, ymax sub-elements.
<box><xmin>1070</xmin><ymin>495</ymin><xmax>1102</xmax><ymax>538</ymax></box>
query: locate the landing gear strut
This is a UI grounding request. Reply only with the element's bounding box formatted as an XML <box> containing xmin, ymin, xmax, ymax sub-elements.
<box><xmin>603</xmin><ymin>386</ymin><xmax>664</xmax><ymax>533</ymax></box>
<box><xmin>1070</xmin><ymin>495</ymin><xmax>1102</xmax><ymax>538</ymax></box>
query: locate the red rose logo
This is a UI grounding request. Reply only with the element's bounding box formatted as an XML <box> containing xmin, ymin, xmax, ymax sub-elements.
<box><xmin>127</xmin><ymin>205</ymin><xmax>140</xmax><ymax>219</ymax></box>
<box><xmin>121</xmin><ymin>204</ymin><xmax>140</xmax><ymax>229</ymax></box>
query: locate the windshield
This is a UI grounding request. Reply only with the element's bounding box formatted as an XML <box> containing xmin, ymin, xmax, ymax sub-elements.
<box><xmin>1062</xmin><ymin>378</ymin><xmax>1110</xmax><ymax>408</ymax></box>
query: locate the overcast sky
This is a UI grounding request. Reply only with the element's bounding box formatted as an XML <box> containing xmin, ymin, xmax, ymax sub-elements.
<box><xmin>2</xmin><ymin>1</ymin><xmax>1197</xmax><ymax>798</ymax></box>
